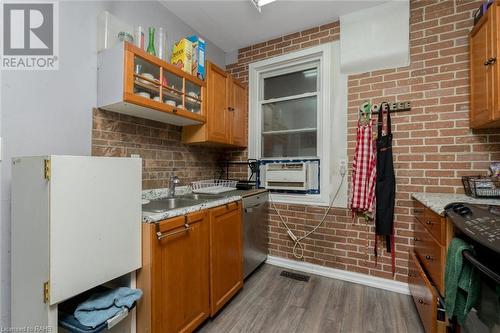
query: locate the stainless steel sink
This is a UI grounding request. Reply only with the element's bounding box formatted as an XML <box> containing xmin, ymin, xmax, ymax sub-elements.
<box><xmin>142</xmin><ymin>193</ymin><xmax>229</xmax><ymax>213</ymax></box>
<box><xmin>142</xmin><ymin>197</ymin><xmax>201</xmax><ymax>213</ymax></box>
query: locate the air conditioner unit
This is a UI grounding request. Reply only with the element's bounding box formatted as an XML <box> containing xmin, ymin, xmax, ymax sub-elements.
<box><xmin>258</xmin><ymin>159</ymin><xmax>320</xmax><ymax>194</ymax></box>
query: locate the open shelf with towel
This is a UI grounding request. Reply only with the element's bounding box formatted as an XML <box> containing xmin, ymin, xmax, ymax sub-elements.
<box><xmin>58</xmin><ymin>274</ymin><xmax>140</xmax><ymax>333</ymax></box>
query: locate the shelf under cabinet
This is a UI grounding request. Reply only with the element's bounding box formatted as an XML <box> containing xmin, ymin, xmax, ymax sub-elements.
<box><xmin>103</xmin><ymin>100</ymin><xmax>205</xmax><ymax>126</ymax></box>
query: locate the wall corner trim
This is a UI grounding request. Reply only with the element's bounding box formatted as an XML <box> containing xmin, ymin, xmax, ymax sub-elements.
<box><xmin>266</xmin><ymin>255</ymin><xmax>410</xmax><ymax>295</ymax></box>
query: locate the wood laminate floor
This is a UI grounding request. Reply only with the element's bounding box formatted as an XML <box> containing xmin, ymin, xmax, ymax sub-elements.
<box><xmin>197</xmin><ymin>264</ymin><xmax>424</xmax><ymax>333</ymax></box>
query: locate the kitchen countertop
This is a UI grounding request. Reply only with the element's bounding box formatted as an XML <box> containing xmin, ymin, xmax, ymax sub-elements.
<box><xmin>224</xmin><ymin>188</ymin><xmax>268</xmax><ymax>197</ymax></box>
<box><xmin>142</xmin><ymin>187</ymin><xmax>268</xmax><ymax>223</ymax></box>
<box><xmin>412</xmin><ymin>192</ymin><xmax>500</xmax><ymax>216</ymax></box>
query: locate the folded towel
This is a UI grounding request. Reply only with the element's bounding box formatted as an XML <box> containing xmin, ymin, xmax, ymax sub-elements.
<box><xmin>74</xmin><ymin>287</ymin><xmax>142</xmax><ymax>328</ymax></box>
<box><xmin>445</xmin><ymin>238</ymin><xmax>481</xmax><ymax>325</ymax></box>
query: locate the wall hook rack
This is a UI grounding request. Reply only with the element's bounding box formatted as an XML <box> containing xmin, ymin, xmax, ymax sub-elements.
<box><xmin>359</xmin><ymin>101</ymin><xmax>412</xmax><ymax>114</ymax></box>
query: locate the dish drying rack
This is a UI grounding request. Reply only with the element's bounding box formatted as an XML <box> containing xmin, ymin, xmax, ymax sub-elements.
<box><xmin>191</xmin><ymin>179</ymin><xmax>237</xmax><ymax>194</ymax></box>
<box><xmin>217</xmin><ymin>159</ymin><xmax>259</xmax><ymax>190</ymax></box>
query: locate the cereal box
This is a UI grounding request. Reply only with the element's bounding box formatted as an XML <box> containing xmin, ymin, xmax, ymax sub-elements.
<box><xmin>170</xmin><ymin>38</ymin><xmax>193</xmax><ymax>74</ymax></box>
<box><xmin>186</xmin><ymin>35</ymin><xmax>206</xmax><ymax>80</ymax></box>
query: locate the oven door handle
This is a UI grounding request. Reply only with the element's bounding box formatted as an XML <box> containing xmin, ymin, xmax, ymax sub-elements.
<box><xmin>463</xmin><ymin>250</ymin><xmax>500</xmax><ymax>284</ymax></box>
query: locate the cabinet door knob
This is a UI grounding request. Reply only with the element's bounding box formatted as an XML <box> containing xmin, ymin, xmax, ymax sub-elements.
<box><xmin>418</xmin><ymin>299</ymin><xmax>424</xmax><ymax>304</ymax></box>
<box><xmin>426</xmin><ymin>220</ymin><xmax>434</xmax><ymax>225</ymax></box>
<box><xmin>413</xmin><ymin>237</ymin><xmax>419</xmax><ymax>241</ymax></box>
<box><xmin>425</xmin><ymin>255</ymin><xmax>434</xmax><ymax>261</ymax></box>
<box><xmin>484</xmin><ymin>57</ymin><xmax>497</xmax><ymax>66</ymax></box>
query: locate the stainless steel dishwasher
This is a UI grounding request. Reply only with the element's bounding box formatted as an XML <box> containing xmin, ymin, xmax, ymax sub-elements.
<box><xmin>242</xmin><ymin>191</ymin><xmax>269</xmax><ymax>279</ymax></box>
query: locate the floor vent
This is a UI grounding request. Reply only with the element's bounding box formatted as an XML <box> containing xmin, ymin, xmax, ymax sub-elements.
<box><xmin>280</xmin><ymin>270</ymin><xmax>310</xmax><ymax>282</ymax></box>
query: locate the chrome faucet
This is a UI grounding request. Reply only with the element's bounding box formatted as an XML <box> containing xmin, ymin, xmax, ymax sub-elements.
<box><xmin>168</xmin><ymin>175</ymin><xmax>181</xmax><ymax>197</ymax></box>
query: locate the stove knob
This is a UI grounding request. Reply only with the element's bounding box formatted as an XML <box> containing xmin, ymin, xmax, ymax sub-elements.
<box><xmin>452</xmin><ymin>204</ymin><xmax>465</xmax><ymax>213</ymax></box>
<box><xmin>458</xmin><ymin>207</ymin><xmax>472</xmax><ymax>216</ymax></box>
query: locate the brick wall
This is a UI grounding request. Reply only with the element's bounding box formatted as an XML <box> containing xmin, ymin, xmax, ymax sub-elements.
<box><xmin>226</xmin><ymin>0</ymin><xmax>500</xmax><ymax>281</ymax></box>
<box><xmin>92</xmin><ymin>109</ymin><xmax>225</xmax><ymax>189</ymax></box>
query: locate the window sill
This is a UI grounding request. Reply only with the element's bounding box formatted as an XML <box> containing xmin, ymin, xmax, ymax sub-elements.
<box><xmin>269</xmin><ymin>192</ymin><xmax>331</xmax><ymax>207</ymax></box>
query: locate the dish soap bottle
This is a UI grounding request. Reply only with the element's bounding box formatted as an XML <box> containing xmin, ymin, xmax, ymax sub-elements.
<box><xmin>146</xmin><ymin>27</ymin><xmax>156</xmax><ymax>56</ymax></box>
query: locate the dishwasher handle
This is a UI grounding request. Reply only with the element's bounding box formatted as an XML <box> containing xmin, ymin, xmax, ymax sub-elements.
<box><xmin>244</xmin><ymin>202</ymin><xmax>267</xmax><ymax>213</ymax></box>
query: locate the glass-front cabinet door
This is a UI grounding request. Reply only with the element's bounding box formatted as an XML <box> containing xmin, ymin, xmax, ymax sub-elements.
<box><xmin>185</xmin><ymin>80</ymin><xmax>202</xmax><ymax>114</ymax></box>
<box><xmin>122</xmin><ymin>43</ymin><xmax>205</xmax><ymax>125</ymax></box>
<box><xmin>162</xmin><ymin>70</ymin><xmax>183</xmax><ymax>109</ymax></box>
<box><xmin>133</xmin><ymin>55</ymin><xmax>161</xmax><ymax>102</ymax></box>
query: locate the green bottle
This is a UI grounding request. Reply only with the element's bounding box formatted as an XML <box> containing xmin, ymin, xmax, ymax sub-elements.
<box><xmin>147</xmin><ymin>27</ymin><xmax>156</xmax><ymax>56</ymax></box>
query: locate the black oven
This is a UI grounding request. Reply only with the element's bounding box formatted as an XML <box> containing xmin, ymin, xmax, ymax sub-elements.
<box><xmin>446</xmin><ymin>203</ymin><xmax>500</xmax><ymax>333</ymax></box>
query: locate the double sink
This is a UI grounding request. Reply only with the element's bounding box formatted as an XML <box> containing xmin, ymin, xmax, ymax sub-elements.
<box><xmin>142</xmin><ymin>193</ymin><xmax>226</xmax><ymax>213</ymax></box>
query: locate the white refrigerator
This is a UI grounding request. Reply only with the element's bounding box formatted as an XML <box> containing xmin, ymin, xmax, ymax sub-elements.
<box><xmin>11</xmin><ymin>155</ymin><xmax>142</xmax><ymax>331</ymax></box>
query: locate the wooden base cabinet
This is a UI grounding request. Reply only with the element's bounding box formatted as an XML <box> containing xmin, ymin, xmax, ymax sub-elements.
<box><xmin>182</xmin><ymin>62</ymin><xmax>247</xmax><ymax>147</ymax></box>
<box><xmin>137</xmin><ymin>211</ymin><xmax>210</xmax><ymax>333</ymax></box>
<box><xmin>137</xmin><ymin>202</ymin><xmax>244</xmax><ymax>332</ymax></box>
<box><xmin>209</xmin><ymin>202</ymin><xmax>244</xmax><ymax>316</ymax></box>
<box><xmin>410</xmin><ymin>199</ymin><xmax>453</xmax><ymax>333</ymax></box>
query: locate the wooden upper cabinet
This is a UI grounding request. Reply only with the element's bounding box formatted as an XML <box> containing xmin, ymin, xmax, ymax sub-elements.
<box><xmin>470</xmin><ymin>4</ymin><xmax>500</xmax><ymax>128</ymax></box>
<box><xmin>182</xmin><ymin>62</ymin><xmax>248</xmax><ymax>147</ymax></box>
<box><xmin>207</xmin><ymin>63</ymin><xmax>231</xmax><ymax>143</ymax></box>
<box><xmin>137</xmin><ymin>211</ymin><xmax>210</xmax><ymax>333</ymax></box>
<box><xmin>98</xmin><ymin>42</ymin><xmax>206</xmax><ymax>127</ymax></box>
<box><xmin>209</xmin><ymin>202</ymin><xmax>243</xmax><ymax>316</ymax></box>
<box><xmin>229</xmin><ymin>80</ymin><xmax>248</xmax><ymax>147</ymax></box>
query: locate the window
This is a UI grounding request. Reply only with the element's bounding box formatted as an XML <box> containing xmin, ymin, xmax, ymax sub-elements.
<box><xmin>261</xmin><ymin>65</ymin><xmax>319</xmax><ymax>158</ymax></box>
<box><xmin>248</xmin><ymin>42</ymin><xmax>348</xmax><ymax>206</ymax></box>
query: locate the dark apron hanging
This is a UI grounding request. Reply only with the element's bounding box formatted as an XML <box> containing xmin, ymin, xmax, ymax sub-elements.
<box><xmin>375</xmin><ymin>102</ymin><xmax>396</xmax><ymax>274</ymax></box>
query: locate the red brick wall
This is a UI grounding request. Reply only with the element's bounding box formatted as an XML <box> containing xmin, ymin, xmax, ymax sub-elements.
<box><xmin>226</xmin><ymin>0</ymin><xmax>500</xmax><ymax>281</ymax></box>
<box><xmin>92</xmin><ymin>109</ymin><xmax>225</xmax><ymax>189</ymax></box>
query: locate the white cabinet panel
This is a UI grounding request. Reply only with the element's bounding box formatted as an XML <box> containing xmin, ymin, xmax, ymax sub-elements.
<box><xmin>49</xmin><ymin>156</ymin><xmax>141</xmax><ymax>304</ymax></box>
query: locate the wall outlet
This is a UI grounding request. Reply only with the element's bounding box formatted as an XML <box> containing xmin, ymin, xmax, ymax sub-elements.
<box><xmin>339</xmin><ymin>159</ymin><xmax>347</xmax><ymax>176</ymax></box>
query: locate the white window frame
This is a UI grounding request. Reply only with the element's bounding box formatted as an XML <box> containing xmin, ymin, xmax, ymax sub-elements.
<box><xmin>248</xmin><ymin>41</ymin><xmax>348</xmax><ymax>207</ymax></box>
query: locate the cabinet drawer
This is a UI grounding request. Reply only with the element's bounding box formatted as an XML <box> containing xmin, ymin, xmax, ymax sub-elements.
<box><xmin>414</xmin><ymin>218</ymin><xmax>445</xmax><ymax>295</ymax></box>
<box><xmin>409</xmin><ymin>251</ymin><xmax>438</xmax><ymax>333</ymax></box>
<box><xmin>414</xmin><ymin>200</ymin><xmax>426</xmax><ymax>223</ymax></box>
<box><xmin>414</xmin><ymin>201</ymin><xmax>445</xmax><ymax>244</ymax></box>
<box><xmin>211</xmin><ymin>201</ymin><xmax>240</xmax><ymax>215</ymax></box>
<box><xmin>423</xmin><ymin>209</ymin><xmax>445</xmax><ymax>245</ymax></box>
<box><xmin>156</xmin><ymin>210</ymin><xmax>207</xmax><ymax>235</ymax></box>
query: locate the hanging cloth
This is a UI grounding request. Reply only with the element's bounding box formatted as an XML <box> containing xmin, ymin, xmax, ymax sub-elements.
<box><xmin>375</xmin><ymin>103</ymin><xmax>396</xmax><ymax>275</ymax></box>
<box><xmin>349</xmin><ymin>112</ymin><xmax>377</xmax><ymax>218</ymax></box>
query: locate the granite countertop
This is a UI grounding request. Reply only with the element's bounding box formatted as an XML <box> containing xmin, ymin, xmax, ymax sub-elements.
<box><xmin>141</xmin><ymin>187</ymin><xmax>268</xmax><ymax>223</ymax></box>
<box><xmin>224</xmin><ymin>188</ymin><xmax>268</xmax><ymax>198</ymax></box>
<box><xmin>412</xmin><ymin>192</ymin><xmax>500</xmax><ymax>216</ymax></box>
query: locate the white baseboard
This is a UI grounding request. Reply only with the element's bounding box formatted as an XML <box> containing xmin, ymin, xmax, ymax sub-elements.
<box><xmin>266</xmin><ymin>255</ymin><xmax>410</xmax><ymax>295</ymax></box>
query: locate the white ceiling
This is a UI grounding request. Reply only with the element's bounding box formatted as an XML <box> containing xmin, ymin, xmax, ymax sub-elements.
<box><xmin>161</xmin><ymin>0</ymin><xmax>390</xmax><ymax>53</ymax></box>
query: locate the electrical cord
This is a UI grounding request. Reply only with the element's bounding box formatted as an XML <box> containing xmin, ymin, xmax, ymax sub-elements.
<box><xmin>270</xmin><ymin>167</ymin><xmax>347</xmax><ymax>259</ymax></box>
